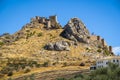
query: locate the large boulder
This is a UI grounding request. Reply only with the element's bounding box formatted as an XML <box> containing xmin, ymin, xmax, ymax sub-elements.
<box><xmin>44</xmin><ymin>41</ymin><xmax>70</xmax><ymax>51</ymax></box>
<box><xmin>60</xmin><ymin>18</ymin><xmax>90</xmax><ymax>43</ymax></box>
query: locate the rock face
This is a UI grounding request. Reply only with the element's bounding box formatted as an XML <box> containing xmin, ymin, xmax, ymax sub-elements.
<box><xmin>60</xmin><ymin>18</ymin><xmax>90</xmax><ymax>43</ymax></box>
<box><xmin>44</xmin><ymin>41</ymin><xmax>70</xmax><ymax>51</ymax></box>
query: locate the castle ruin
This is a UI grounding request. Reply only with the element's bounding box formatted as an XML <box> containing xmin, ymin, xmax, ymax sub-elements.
<box><xmin>30</xmin><ymin>15</ymin><xmax>61</xmax><ymax>29</ymax></box>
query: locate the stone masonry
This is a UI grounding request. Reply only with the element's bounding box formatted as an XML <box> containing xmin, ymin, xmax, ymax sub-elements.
<box><xmin>30</xmin><ymin>15</ymin><xmax>61</xmax><ymax>29</ymax></box>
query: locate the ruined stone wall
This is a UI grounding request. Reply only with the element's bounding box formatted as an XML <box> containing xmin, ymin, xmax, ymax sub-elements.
<box><xmin>46</xmin><ymin>20</ymin><xmax>51</xmax><ymax>28</ymax></box>
<box><xmin>49</xmin><ymin>15</ymin><xmax>57</xmax><ymax>26</ymax></box>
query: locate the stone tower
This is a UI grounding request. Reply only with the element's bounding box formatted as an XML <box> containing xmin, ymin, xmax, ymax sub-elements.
<box><xmin>49</xmin><ymin>15</ymin><xmax>58</xmax><ymax>26</ymax></box>
<box><xmin>109</xmin><ymin>46</ymin><xmax>112</xmax><ymax>52</ymax></box>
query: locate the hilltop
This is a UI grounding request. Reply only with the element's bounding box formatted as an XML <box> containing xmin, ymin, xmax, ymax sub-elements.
<box><xmin>0</xmin><ymin>15</ymin><xmax>114</xmax><ymax>79</ymax></box>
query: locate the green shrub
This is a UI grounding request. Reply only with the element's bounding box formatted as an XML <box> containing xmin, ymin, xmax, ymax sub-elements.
<box><xmin>37</xmin><ymin>32</ymin><xmax>43</xmax><ymax>37</ymax></box>
<box><xmin>52</xmin><ymin>62</ymin><xmax>57</xmax><ymax>66</ymax></box>
<box><xmin>0</xmin><ymin>67</ymin><xmax>10</xmax><ymax>74</ymax></box>
<box><xmin>26</xmin><ymin>30</ymin><xmax>30</xmax><ymax>32</ymax></box>
<box><xmin>24</xmin><ymin>67</ymin><xmax>31</xmax><ymax>73</ymax></box>
<box><xmin>80</xmin><ymin>62</ymin><xmax>85</xmax><ymax>66</ymax></box>
<box><xmin>97</xmin><ymin>49</ymin><xmax>102</xmax><ymax>53</ymax></box>
<box><xmin>26</xmin><ymin>32</ymin><xmax>35</xmax><ymax>39</ymax></box>
<box><xmin>63</xmin><ymin>62</ymin><xmax>67</xmax><ymax>67</ymax></box>
<box><xmin>69</xmin><ymin>63</ymin><xmax>120</xmax><ymax>80</ymax></box>
<box><xmin>43</xmin><ymin>62</ymin><xmax>49</xmax><ymax>67</ymax></box>
<box><xmin>90</xmin><ymin>63</ymin><xmax>120</xmax><ymax>80</ymax></box>
<box><xmin>74</xmin><ymin>74</ymin><xmax>83</xmax><ymax>78</ymax></box>
<box><xmin>103</xmin><ymin>49</ymin><xmax>110</xmax><ymax>55</ymax></box>
<box><xmin>5</xmin><ymin>36</ymin><xmax>10</xmax><ymax>39</ymax></box>
<box><xmin>86</xmin><ymin>47</ymin><xmax>89</xmax><ymax>50</ymax></box>
<box><xmin>36</xmin><ymin>64</ymin><xmax>41</xmax><ymax>68</ymax></box>
<box><xmin>0</xmin><ymin>41</ymin><xmax>4</xmax><ymax>46</ymax></box>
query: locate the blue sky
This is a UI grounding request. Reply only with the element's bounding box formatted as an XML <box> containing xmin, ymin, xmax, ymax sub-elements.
<box><xmin>0</xmin><ymin>0</ymin><xmax>120</xmax><ymax>49</ymax></box>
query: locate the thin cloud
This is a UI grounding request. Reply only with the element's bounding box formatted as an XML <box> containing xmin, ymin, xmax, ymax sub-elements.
<box><xmin>113</xmin><ymin>47</ymin><xmax>120</xmax><ymax>55</ymax></box>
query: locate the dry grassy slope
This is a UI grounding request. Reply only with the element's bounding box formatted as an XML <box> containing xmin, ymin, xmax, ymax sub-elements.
<box><xmin>0</xmin><ymin>24</ymin><xmax>93</xmax><ymax>65</ymax></box>
<box><xmin>0</xmin><ymin>19</ymin><xmax>113</xmax><ymax>80</ymax></box>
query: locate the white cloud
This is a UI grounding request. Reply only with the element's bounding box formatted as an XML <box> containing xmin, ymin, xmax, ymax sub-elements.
<box><xmin>112</xmin><ymin>47</ymin><xmax>120</xmax><ymax>55</ymax></box>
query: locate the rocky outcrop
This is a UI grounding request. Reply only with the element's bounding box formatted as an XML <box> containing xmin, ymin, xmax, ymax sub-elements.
<box><xmin>44</xmin><ymin>41</ymin><xmax>70</xmax><ymax>51</ymax></box>
<box><xmin>60</xmin><ymin>18</ymin><xmax>90</xmax><ymax>43</ymax></box>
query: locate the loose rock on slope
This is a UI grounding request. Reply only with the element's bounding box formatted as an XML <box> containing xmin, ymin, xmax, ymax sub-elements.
<box><xmin>44</xmin><ymin>41</ymin><xmax>70</xmax><ymax>51</ymax></box>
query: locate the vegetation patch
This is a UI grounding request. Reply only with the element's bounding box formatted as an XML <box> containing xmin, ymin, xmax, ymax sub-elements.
<box><xmin>37</xmin><ymin>32</ymin><xmax>43</xmax><ymax>37</ymax></box>
<box><xmin>24</xmin><ymin>67</ymin><xmax>31</xmax><ymax>73</ymax></box>
<box><xmin>0</xmin><ymin>41</ymin><xmax>4</xmax><ymax>46</ymax></box>
<box><xmin>58</xmin><ymin>63</ymin><xmax>120</xmax><ymax>80</ymax></box>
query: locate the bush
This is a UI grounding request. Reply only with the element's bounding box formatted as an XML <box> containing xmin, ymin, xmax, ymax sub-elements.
<box><xmin>52</xmin><ymin>62</ymin><xmax>57</xmax><ymax>66</ymax></box>
<box><xmin>26</xmin><ymin>30</ymin><xmax>30</xmax><ymax>32</ymax></box>
<box><xmin>7</xmin><ymin>71</ymin><xmax>13</xmax><ymax>76</ymax></box>
<box><xmin>24</xmin><ymin>67</ymin><xmax>31</xmax><ymax>73</ymax></box>
<box><xmin>104</xmin><ymin>49</ymin><xmax>110</xmax><ymax>55</ymax></box>
<box><xmin>63</xmin><ymin>62</ymin><xmax>67</xmax><ymax>67</ymax></box>
<box><xmin>36</xmin><ymin>64</ymin><xmax>41</xmax><ymax>68</ymax></box>
<box><xmin>5</xmin><ymin>36</ymin><xmax>11</xmax><ymax>39</ymax></box>
<box><xmin>86</xmin><ymin>47</ymin><xmax>89</xmax><ymax>50</ymax></box>
<box><xmin>74</xmin><ymin>74</ymin><xmax>83</xmax><ymax>78</ymax></box>
<box><xmin>80</xmin><ymin>62</ymin><xmax>85</xmax><ymax>66</ymax></box>
<box><xmin>97</xmin><ymin>49</ymin><xmax>102</xmax><ymax>53</ymax></box>
<box><xmin>43</xmin><ymin>62</ymin><xmax>49</xmax><ymax>67</ymax></box>
<box><xmin>26</xmin><ymin>32</ymin><xmax>35</xmax><ymax>39</ymax></box>
<box><xmin>0</xmin><ymin>41</ymin><xmax>4</xmax><ymax>46</ymax></box>
<box><xmin>37</xmin><ymin>32</ymin><xmax>43</xmax><ymax>37</ymax></box>
<box><xmin>69</xmin><ymin>63</ymin><xmax>120</xmax><ymax>80</ymax></box>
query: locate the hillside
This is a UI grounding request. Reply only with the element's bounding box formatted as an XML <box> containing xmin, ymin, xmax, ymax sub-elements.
<box><xmin>0</xmin><ymin>15</ymin><xmax>114</xmax><ymax>79</ymax></box>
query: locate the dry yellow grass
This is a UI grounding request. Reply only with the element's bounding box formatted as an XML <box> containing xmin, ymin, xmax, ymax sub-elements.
<box><xmin>2</xmin><ymin>66</ymin><xmax>89</xmax><ymax>80</ymax></box>
<box><xmin>1</xmin><ymin>27</ymin><xmax>88</xmax><ymax>61</ymax></box>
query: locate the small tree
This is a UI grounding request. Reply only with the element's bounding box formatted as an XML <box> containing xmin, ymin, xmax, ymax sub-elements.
<box><xmin>37</xmin><ymin>32</ymin><xmax>43</xmax><ymax>37</ymax></box>
<box><xmin>80</xmin><ymin>62</ymin><xmax>85</xmax><ymax>66</ymax></box>
<box><xmin>43</xmin><ymin>61</ymin><xmax>49</xmax><ymax>67</ymax></box>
